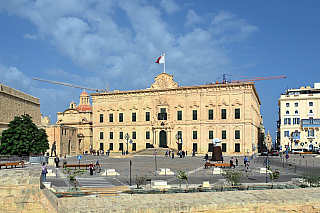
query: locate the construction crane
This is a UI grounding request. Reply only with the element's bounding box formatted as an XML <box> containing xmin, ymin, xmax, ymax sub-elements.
<box><xmin>32</xmin><ymin>78</ymin><xmax>108</xmax><ymax>92</ymax></box>
<box><xmin>207</xmin><ymin>74</ymin><xmax>286</xmax><ymax>85</ymax></box>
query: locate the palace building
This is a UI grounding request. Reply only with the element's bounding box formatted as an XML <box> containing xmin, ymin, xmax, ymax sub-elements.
<box><xmin>90</xmin><ymin>73</ymin><xmax>263</xmax><ymax>155</ymax></box>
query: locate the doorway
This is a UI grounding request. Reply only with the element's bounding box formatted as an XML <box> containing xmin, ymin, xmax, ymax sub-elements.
<box><xmin>159</xmin><ymin>130</ymin><xmax>167</xmax><ymax>147</ymax></box>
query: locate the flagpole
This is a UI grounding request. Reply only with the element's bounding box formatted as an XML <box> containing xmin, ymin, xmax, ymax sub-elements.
<box><xmin>164</xmin><ymin>53</ymin><xmax>166</xmax><ymax>73</ymax></box>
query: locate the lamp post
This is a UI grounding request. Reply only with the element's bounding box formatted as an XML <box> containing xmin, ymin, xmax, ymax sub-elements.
<box><xmin>288</xmin><ymin>134</ymin><xmax>294</xmax><ymax>154</ymax></box>
<box><xmin>125</xmin><ymin>133</ymin><xmax>130</xmax><ymax>155</ymax></box>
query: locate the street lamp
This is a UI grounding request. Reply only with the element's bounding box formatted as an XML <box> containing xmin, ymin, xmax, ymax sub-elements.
<box><xmin>125</xmin><ymin>133</ymin><xmax>130</xmax><ymax>155</ymax></box>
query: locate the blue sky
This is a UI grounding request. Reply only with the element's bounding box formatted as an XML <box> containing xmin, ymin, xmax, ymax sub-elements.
<box><xmin>1</xmin><ymin>0</ymin><xmax>320</xmax><ymax>141</ymax></box>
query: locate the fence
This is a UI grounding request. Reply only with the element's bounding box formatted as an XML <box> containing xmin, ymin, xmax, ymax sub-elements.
<box><xmin>0</xmin><ymin>155</ymin><xmax>29</xmax><ymax>163</ymax></box>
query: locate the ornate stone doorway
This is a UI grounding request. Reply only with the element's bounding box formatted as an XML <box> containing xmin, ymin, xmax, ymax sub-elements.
<box><xmin>159</xmin><ymin>130</ymin><xmax>167</xmax><ymax>147</ymax></box>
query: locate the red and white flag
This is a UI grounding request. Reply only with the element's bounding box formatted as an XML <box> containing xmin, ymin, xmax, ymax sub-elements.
<box><xmin>155</xmin><ymin>53</ymin><xmax>165</xmax><ymax>64</ymax></box>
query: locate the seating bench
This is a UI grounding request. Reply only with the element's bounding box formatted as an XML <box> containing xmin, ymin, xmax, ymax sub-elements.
<box><xmin>204</xmin><ymin>163</ymin><xmax>215</xmax><ymax>169</ymax></box>
<box><xmin>213</xmin><ymin>163</ymin><xmax>231</xmax><ymax>168</ymax></box>
<box><xmin>0</xmin><ymin>161</ymin><xmax>24</xmax><ymax>169</ymax></box>
<box><xmin>64</xmin><ymin>164</ymin><xmax>90</xmax><ymax>170</ymax></box>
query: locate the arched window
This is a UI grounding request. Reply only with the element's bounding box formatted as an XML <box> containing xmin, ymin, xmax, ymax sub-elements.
<box><xmin>286</xmin><ymin>110</ymin><xmax>289</xmax><ymax>115</ymax></box>
<box><xmin>295</xmin><ymin>110</ymin><xmax>298</xmax><ymax>114</ymax></box>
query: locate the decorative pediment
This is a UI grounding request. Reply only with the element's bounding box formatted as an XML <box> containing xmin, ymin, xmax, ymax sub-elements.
<box><xmin>205</xmin><ymin>100</ymin><xmax>215</xmax><ymax>107</ymax></box>
<box><xmin>81</xmin><ymin>117</ymin><xmax>89</xmax><ymax>123</ymax></box>
<box><xmin>174</xmin><ymin>102</ymin><xmax>184</xmax><ymax>109</ymax></box>
<box><xmin>130</xmin><ymin>105</ymin><xmax>139</xmax><ymax>111</ymax></box>
<box><xmin>232</xmin><ymin>99</ymin><xmax>242</xmax><ymax>106</ymax></box>
<box><xmin>218</xmin><ymin>99</ymin><xmax>229</xmax><ymax>106</ymax></box>
<box><xmin>118</xmin><ymin>105</ymin><xmax>125</xmax><ymax>111</ymax></box>
<box><xmin>143</xmin><ymin>104</ymin><xmax>152</xmax><ymax>110</ymax></box>
<box><xmin>97</xmin><ymin>108</ymin><xmax>105</xmax><ymax>112</ymax></box>
<box><xmin>151</xmin><ymin>73</ymin><xmax>178</xmax><ymax>89</ymax></box>
<box><xmin>157</xmin><ymin>97</ymin><xmax>168</xmax><ymax>106</ymax></box>
<box><xmin>189</xmin><ymin>101</ymin><xmax>199</xmax><ymax>108</ymax></box>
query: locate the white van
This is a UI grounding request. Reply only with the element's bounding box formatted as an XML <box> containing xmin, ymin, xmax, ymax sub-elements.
<box><xmin>292</xmin><ymin>149</ymin><xmax>309</xmax><ymax>154</ymax></box>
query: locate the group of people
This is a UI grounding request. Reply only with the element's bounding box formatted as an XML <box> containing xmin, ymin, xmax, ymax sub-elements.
<box><xmin>85</xmin><ymin>149</ymin><xmax>110</xmax><ymax>156</ymax></box>
<box><xmin>89</xmin><ymin>160</ymin><xmax>102</xmax><ymax>175</ymax></box>
<box><xmin>54</xmin><ymin>155</ymin><xmax>67</xmax><ymax>168</ymax></box>
<box><xmin>165</xmin><ymin>149</ymin><xmax>196</xmax><ymax>158</ymax></box>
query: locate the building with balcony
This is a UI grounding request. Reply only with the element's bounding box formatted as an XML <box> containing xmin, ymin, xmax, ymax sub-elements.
<box><xmin>90</xmin><ymin>72</ymin><xmax>263</xmax><ymax>155</ymax></box>
<box><xmin>278</xmin><ymin>83</ymin><xmax>320</xmax><ymax>151</ymax></box>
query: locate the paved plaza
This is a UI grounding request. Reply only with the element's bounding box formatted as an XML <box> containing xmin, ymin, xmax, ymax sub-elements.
<box><xmin>40</xmin><ymin>153</ymin><xmax>320</xmax><ymax>191</ymax></box>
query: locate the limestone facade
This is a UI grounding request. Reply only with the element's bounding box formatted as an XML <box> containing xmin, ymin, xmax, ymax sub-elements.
<box><xmin>0</xmin><ymin>83</ymin><xmax>41</xmax><ymax>134</ymax></box>
<box><xmin>278</xmin><ymin>82</ymin><xmax>320</xmax><ymax>151</ymax></box>
<box><xmin>55</xmin><ymin>91</ymin><xmax>93</xmax><ymax>154</ymax></box>
<box><xmin>91</xmin><ymin>73</ymin><xmax>263</xmax><ymax>155</ymax></box>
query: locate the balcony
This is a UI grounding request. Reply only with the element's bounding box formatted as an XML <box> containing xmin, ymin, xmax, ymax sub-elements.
<box><xmin>292</xmin><ymin>132</ymin><xmax>300</xmax><ymax>140</ymax></box>
<box><xmin>301</xmin><ymin>119</ymin><xmax>320</xmax><ymax>128</ymax></box>
<box><xmin>158</xmin><ymin>113</ymin><xmax>167</xmax><ymax>120</ymax></box>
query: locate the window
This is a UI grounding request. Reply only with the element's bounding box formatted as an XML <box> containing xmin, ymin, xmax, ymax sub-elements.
<box><xmin>158</xmin><ymin>108</ymin><xmax>167</xmax><ymax>120</ymax></box>
<box><xmin>294</xmin><ymin>102</ymin><xmax>298</xmax><ymax>107</ymax></box>
<box><xmin>193</xmin><ymin>131</ymin><xmax>197</xmax><ymax>139</ymax></box>
<box><xmin>309</xmin><ymin>102</ymin><xmax>314</xmax><ymax>107</ymax></box>
<box><xmin>110</xmin><ymin>132</ymin><xmax>113</xmax><ymax>140</ymax></box>
<box><xmin>109</xmin><ymin>143</ymin><xmax>113</xmax><ymax>151</ymax></box>
<box><xmin>235</xmin><ymin>130</ymin><xmax>240</xmax><ymax>139</ymax></box>
<box><xmin>193</xmin><ymin>110</ymin><xmax>197</xmax><ymax>120</ymax></box>
<box><xmin>284</xmin><ymin>118</ymin><xmax>291</xmax><ymax>125</ymax></box>
<box><xmin>295</xmin><ymin>141</ymin><xmax>299</xmax><ymax>146</ymax></box>
<box><xmin>222</xmin><ymin>143</ymin><xmax>227</xmax><ymax>152</ymax></box>
<box><xmin>221</xmin><ymin>109</ymin><xmax>226</xmax><ymax>119</ymax></box>
<box><xmin>100</xmin><ymin>132</ymin><xmax>104</xmax><ymax>140</ymax></box>
<box><xmin>119</xmin><ymin>143</ymin><xmax>123</xmax><ymax>151</ymax></box>
<box><xmin>132</xmin><ymin>131</ymin><xmax>136</xmax><ymax>139</ymax></box>
<box><xmin>293</xmin><ymin>118</ymin><xmax>300</xmax><ymax>125</ymax></box>
<box><xmin>132</xmin><ymin>112</ymin><xmax>136</xmax><ymax>122</ymax></box>
<box><xmin>177</xmin><ymin>131</ymin><xmax>182</xmax><ymax>140</ymax></box>
<box><xmin>61</xmin><ymin>129</ymin><xmax>63</xmax><ymax>135</ymax></box>
<box><xmin>208</xmin><ymin>109</ymin><xmax>213</xmax><ymax>120</ymax></box>
<box><xmin>209</xmin><ymin>131</ymin><xmax>213</xmax><ymax>139</ymax></box>
<box><xmin>295</xmin><ymin>110</ymin><xmax>298</xmax><ymax>114</ymax></box>
<box><xmin>309</xmin><ymin>109</ymin><xmax>313</xmax><ymax>114</ymax></box>
<box><xmin>222</xmin><ymin>130</ymin><xmax>226</xmax><ymax>139</ymax></box>
<box><xmin>286</xmin><ymin>110</ymin><xmax>289</xmax><ymax>115</ymax></box>
<box><xmin>132</xmin><ymin>143</ymin><xmax>136</xmax><ymax>151</ymax></box>
<box><xmin>284</xmin><ymin>131</ymin><xmax>289</xmax><ymax>137</ymax></box>
<box><xmin>146</xmin><ymin>131</ymin><xmax>150</xmax><ymax>140</ymax></box>
<box><xmin>119</xmin><ymin>113</ymin><xmax>123</xmax><ymax>122</ymax></box>
<box><xmin>193</xmin><ymin>143</ymin><xmax>198</xmax><ymax>152</ymax></box>
<box><xmin>235</xmin><ymin>108</ymin><xmax>240</xmax><ymax>119</ymax></box>
<box><xmin>100</xmin><ymin>143</ymin><xmax>104</xmax><ymax>150</ymax></box>
<box><xmin>235</xmin><ymin>143</ymin><xmax>240</xmax><ymax>152</ymax></box>
<box><xmin>308</xmin><ymin>130</ymin><xmax>314</xmax><ymax>137</ymax></box>
<box><xmin>286</xmin><ymin>103</ymin><xmax>290</xmax><ymax>107</ymax></box>
<box><xmin>100</xmin><ymin>114</ymin><xmax>103</xmax><ymax>123</ymax></box>
<box><xmin>146</xmin><ymin>112</ymin><xmax>150</xmax><ymax>121</ymax></box>
<box><xmin>109</xmin><ymin>113</ymin><xmax>113</xmax><ymax>122</ymax></box>
<box><xmin>120</xmin><ymin>132</ymin><xmax>123</xmax><ymax>139</ymax></box>
<box><xmin>177</xmin><ymin>111</ymin><xmax>182</xmax><ymax>120</ymax></box>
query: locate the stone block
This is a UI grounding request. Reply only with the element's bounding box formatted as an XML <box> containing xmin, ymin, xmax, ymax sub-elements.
<box><xmin>259</xmin><ymin>168</ymin><xmax>271</xmax><ymax>174</ymax></box>
<box><xmin>151</xmin><ymin>180</ymin><xmax>167</xmax><ymax>186</ymax></box>
<box><xmin>158</xmin><ymin>168</ymin><xmax>175</xmax><ymax>175</ymax></box>
<box><xmin>213</xmin><ymin>168</ymin><xmax>221</xmax><ymax>175</ymax></box>
<box><xmin>102</xmin><ymin>169</ymin><xmax>120</xmax><ymax>176</ymax></box>
<box><xmin>42</xmin><ymin>182</ymin><xmax>51</xmax><ymax>188</ymax></box>
<box><xmin>202</xmin><ymin>181</ymin><xmax>210</xmax><ymax>187</ymax></box>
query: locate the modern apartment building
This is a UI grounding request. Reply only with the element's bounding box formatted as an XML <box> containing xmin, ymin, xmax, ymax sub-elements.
<box><xmin>277</xmin><ymin>83</ymin><xmax>320</xmax><ymax>151</ymax></box>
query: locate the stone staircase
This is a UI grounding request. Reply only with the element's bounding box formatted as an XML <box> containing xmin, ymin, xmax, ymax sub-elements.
<box><xmin>131</xmin><ymin>147</ymin><xmax>177</xmax><ymax>155</ymax></box>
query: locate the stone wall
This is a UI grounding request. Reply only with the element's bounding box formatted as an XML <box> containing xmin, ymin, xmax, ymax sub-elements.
<box><xmin>2</xmin><ymin>169</ymin><xmax>320</xmax><ymax>212</ymax></box>
<box><xmin>0</xmin><ymin>169</ymin><xmax>56</xmax><ymax>212</ymax></box>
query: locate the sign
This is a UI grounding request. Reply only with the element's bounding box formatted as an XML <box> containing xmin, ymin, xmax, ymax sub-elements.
<box><xmin>129</xmin><ymin>139</ymin><xmax>133</xmax><ymax>144</ymax></box>
<box><xmin>285</xmin><ymin>154</ymin><xmax>289</xmax><ymax>159</ymax></box>
<box><xmin>77</xmin><ymin>155</ymin><xmax>81</xmax><ymax>160</ymax></box>
<box><xmin>301</xmin><ymin>142</ymin><xmax>304</xmax><ymax>146</ymax></box>
<box><xmin>285</xmin><ymin>150</ymin><xmax>288</xmax><ymax>155</ymax></box>
<box><xmin>153</xmin><ymin>149</ymin><xmax>157</xmax><ymax>155</ymax></box>
<box><xmin>263</xmin><ymin>158</ymin><xmax>271</xmax><ymax>166</ymax></box>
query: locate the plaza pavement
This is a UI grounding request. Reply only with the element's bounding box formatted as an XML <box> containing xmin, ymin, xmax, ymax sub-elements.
<box><xmin>41</xmin><ymin>152</ymin><xmax>320</xmax><ymax>191</ymax></box>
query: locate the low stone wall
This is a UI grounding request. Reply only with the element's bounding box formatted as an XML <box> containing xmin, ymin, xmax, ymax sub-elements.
<box><xmin>1</xmin><ymin>169</ymin><xmax>320</xmax><ymax>212</ymax></box>
<box><xmin>0</xmin><ymin>169</ymin><xmax>57</xmax><ymax>212</ymax></box>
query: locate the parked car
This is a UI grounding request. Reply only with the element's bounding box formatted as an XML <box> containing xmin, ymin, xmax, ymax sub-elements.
<box><xmin>270</xmin><ymin>150</ymin><xmax>279</xmax><ymax>156</ymax></box>
<box><xmin>261</xmin><ymin>150</ymin><xmax>268</xmax><ymax>156</ymax></box>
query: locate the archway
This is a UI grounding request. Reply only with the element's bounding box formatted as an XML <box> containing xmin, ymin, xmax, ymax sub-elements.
<box><xmin>159</xmin><ymin>130</ymin><xmax>167</xmax><ymax>147</ymax></box>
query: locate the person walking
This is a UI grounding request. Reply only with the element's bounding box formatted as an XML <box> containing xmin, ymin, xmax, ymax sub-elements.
<box><xmin>172</xmin><ymin>150</ymin><xmax>174</xmax><ymax>159</ymax></box>
<box><xmin>236</xmin><ymin>157</ymin><xmax>239</xmax><ymax>166</ymax></box>
<box><xmin>96</xmin><ymin>160</ymin><xmax>101</xmax><ymax>173</ymax></box>
<box><xmin>244</xmin><ymin>156</ymin><xmax>248</xmax><ymax>167</ymax></box>
<box><xmin>89</xmin><ymin>162</ymin><xmax>94</xmax><ymax>176</ymax></box>
<box><xmin>41</xmin><ymin>163</ymin><xmax>48</xmax><ymax>182</ymax></box>
<box><xmin>63</xmin><ymin>156</ymin><xmax>67</xmax><ymax>167</ymax></box>
<box><xmin>230</xmin><ymin>157</ymin><xmax>235</xmax><ymax>168</ymax></box>
<box><xmin>54</xmin><ymin>155</ymin><xmax>60</xmax><ymax>168</ymax></box>
<box><xmin>221</xmin><ymin>155</ymin><xmax>224</xmax><ymax>163</ymax></box>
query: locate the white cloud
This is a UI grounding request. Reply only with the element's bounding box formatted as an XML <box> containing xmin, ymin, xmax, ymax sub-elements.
<box><xmin>184</xmin><ymin>10</ymin><xmax>203</xmax><ymax>28</ymax></box>
<box><xmin>160</xmin><ymin>0</ymin><xmax>181</xmax><ymax>15</ymax></box>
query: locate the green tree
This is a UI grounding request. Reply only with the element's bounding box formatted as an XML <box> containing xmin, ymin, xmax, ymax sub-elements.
<box><xmin>63</xmin><ymin>167</ymin><xmax>86</xmax><ymax>191</ymax></box>
<box><xmin>176</xmin><ymin>170</ymin><xmax>189</xmax><ymax>189</ymax></box>
<box><xmin>0</xmin><ymin>114</ymin><xmax>49</xmax><ymax>155</ymax></box>
<box><xmin>267</xmin><ymin>166</ymin><xmax>281</xmax><ymax>186</ymax></box>
<box><xmin>222</xmin><ymin>170</ymin><xmax>247</xmax><ymax>186</ymax></box>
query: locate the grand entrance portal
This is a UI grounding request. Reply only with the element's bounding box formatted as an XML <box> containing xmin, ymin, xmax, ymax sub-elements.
<box><xmin>159</xmin><ymin>130</ymin><xmax>167</xmax><ymax>147</ymax></box>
